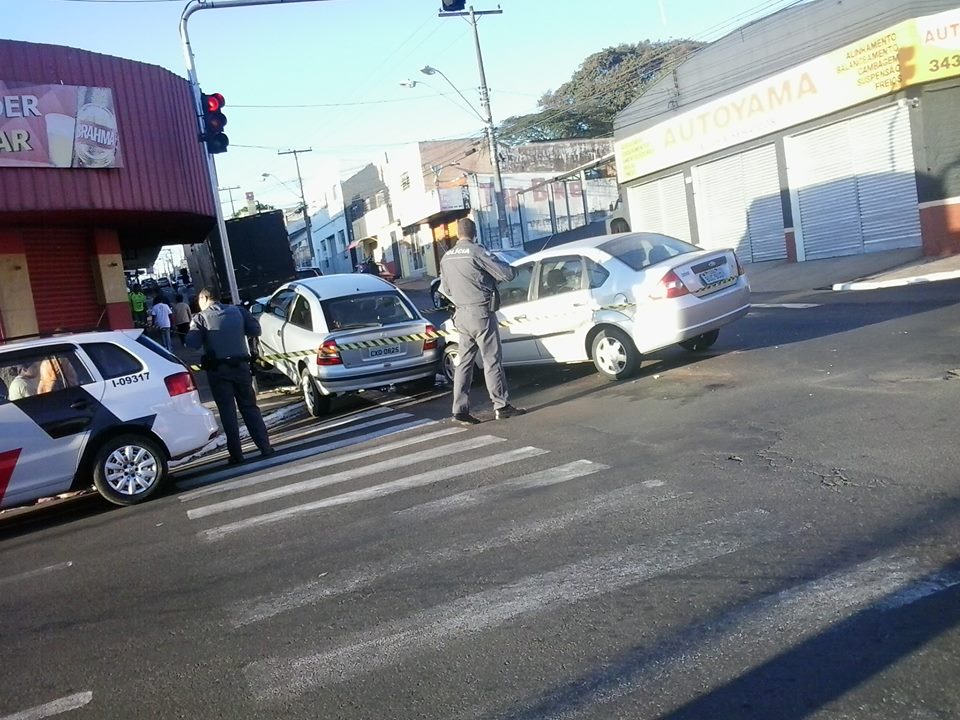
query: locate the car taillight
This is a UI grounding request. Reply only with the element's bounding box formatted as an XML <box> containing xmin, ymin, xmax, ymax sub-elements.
<box><xmin>316</xmin><ymin>339</ymin><xmax>343</xmax><ymax>366</ymax></box>
<box><xmin>734</xmin><ymin>252</ymin><xmax>745</xmax><ymax>276</ymax></box>
<box><xmin>165</xmin><ymin>371</ymin><xmax>196</xmax><ymax>397</ymax></box>
<box><xmin>650</xmin><ymin>269</ymin><xmax>690</xmax><ymax>300</ymax></box>
<box><xmin>423</xmin><ymin>324</ymin><xmax>438</xmax><ymax>351</ymax></box>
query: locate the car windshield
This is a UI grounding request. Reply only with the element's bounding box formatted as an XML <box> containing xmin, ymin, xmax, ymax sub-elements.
<box><xmin>599</xmin><ymin>233</ymin><xmax>699</xmax><ymax>271</ymax></box>
<box><xmin>322</xmin><ymin>292</ymin><xmax>417</xmax><ymax>330</ymax></box>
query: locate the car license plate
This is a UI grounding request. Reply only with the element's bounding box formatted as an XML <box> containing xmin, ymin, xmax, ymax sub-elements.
<box><xmin>368</xmin><ymin>345</ymin><xmax>401</xmax><ymax>359</ymax></box>
<box><xmin>699</xmin><ymin>267</ymin><xmax>728</xmax><ymax>285</ymax></box>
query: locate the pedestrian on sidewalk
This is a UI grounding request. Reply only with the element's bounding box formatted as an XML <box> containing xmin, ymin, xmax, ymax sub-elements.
<box><xmin>439</xmin><ymin>217</ymin><xmax>526</xmax><ymax>424</ymax></box>
<box><xmin>171</xmin><ymin>293</ymin><xmax>192</xmax><ymax>347</ymax></box>
<box><xmin>186</xmin><ymin>287</ymin><xmax>274</xmax><ymax>465</ymax></box>
<box><xmin>128</xmin><ymin>285</ymin><xmax>147</xmax><ymax>326</ymax></box>
<box><xmin>149</xmin><ymin>293</ymin><xmax>173</xmax><ymax>351</ymax></box>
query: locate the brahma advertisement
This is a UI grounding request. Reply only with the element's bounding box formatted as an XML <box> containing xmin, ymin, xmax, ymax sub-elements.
<box><xmin>0</xmin><ymin>82</ymin><xmax>122</xmax><ymax>169</ymax></box>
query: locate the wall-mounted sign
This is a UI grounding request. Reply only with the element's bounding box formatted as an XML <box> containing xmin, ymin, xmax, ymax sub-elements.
<box><xmin>0</xmin><ymin>82</ymin><xmax>122</xmax><ymax>169</ymax></box>
<box><xmin>615</xmin><ymin>7</ymin><xmax>960</xmax><ymax>183</ymax></box>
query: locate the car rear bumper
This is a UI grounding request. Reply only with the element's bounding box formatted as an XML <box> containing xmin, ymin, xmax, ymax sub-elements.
<box><xmin>313</xmin><ymin>359</ymin><xmax>439</xmax><ymax>394</ymax></box>
<box><xmin>155</xmin><ymin>394</ymin><xmax>220</xmax><ymax>458</ymax></box>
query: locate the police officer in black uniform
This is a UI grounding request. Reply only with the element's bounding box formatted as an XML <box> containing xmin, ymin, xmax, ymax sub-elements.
<box><xmin>439</xmin><ymin>218</ymin><xmax>527</xmax><ymax>424</ymax></box>
<box><xmin>186</xmin><ymin>287</ymin><xmax>275</xmax><ymax>464</ymax></box>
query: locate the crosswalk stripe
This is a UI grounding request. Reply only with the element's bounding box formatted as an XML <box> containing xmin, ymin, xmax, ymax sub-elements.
<box><xmin>188</xmin><ymin>435</ymin><xmax>508</xmax><ymax>521</ymax></box>
<box><xmin>179</xmin><ymin>425</ymin><xmax>463</xmax><ymax>502</ymax></box>
<box><xmin>243</xmin><ymin>509</ymin><xmax>783</xmax><ymax>699</ymax></box>
<box><xmin>0</xmin><ymin>692</ymin><xmax>93</xmax><ymax>720</ymax></box>
<box><xmin>0</xmin><ymin>561</ymin><xmax>73</xmax><ymax>587</ymax></box>
<box><xmin>396</xmin><ymin>459</ymin><xmax>608</xmax><ymax>519</ymax></box>
<box><xmin>200</xmin><ymin>446</ymin><xmax>547</xmax><ymax>542</ymax></box>
<box><xmin>535</xmin><ymin>557</ymin><xmax>960</xmax><ymax>716</ymax></box>
<box><xmin>227</xmin><ymin>484</ymin><xmax>688</xmax><ymax>629</ymax></box>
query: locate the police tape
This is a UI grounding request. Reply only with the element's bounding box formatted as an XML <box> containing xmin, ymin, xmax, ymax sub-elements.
<box><xmin>184</xmin><ymin>273</ymin><xmax>739</xmax><ymax>372</ymax></box>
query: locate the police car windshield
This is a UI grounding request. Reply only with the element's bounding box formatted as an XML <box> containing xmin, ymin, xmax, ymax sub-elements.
<box><xmin>322</xmin><ymin>292</ymin><xmax>417</xmax><ymax>331</ymax></box>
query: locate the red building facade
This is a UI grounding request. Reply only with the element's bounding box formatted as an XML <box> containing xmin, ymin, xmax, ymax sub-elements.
<box><xmin>0</xmin><ymin>40</ymin><xmax>215</xmax><ymax>340</ymax></box>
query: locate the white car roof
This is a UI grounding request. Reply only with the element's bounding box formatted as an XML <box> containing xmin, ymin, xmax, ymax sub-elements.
<box><xmin>285</xmin><ymin>273</ymin><xmax>396</xmax><ymax>299</ymax></box>
<box><xmin>520</xmin><ymin>231</ymin><xmax>683</xmax><ymax>264</ymax></box>
<box><xmin>0</xmin><ymin>329</ymin><xmax>143</xmax><ymax>352</ymax></box>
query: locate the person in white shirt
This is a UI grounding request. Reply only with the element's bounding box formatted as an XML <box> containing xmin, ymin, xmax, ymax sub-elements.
<box><xmin>149</xmin><ymin>294</ymin><xmax>173</xmax><ymax>351</ymax></box>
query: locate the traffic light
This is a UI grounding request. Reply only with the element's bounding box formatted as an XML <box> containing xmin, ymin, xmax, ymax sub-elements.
<box><xmin>440</xmin><ymin>0</ymin><xmax>466</xmax><ymax>11</ymax></box>
<box><xmin>200</xmin><ymin>92</ymin><xmax>229</xmax><ymax>154</ymax></box>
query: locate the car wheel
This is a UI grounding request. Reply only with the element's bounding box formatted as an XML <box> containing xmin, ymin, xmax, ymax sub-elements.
<box><xmin>591</xmin><ymin>328</ymin><xmax>642</xmax><ymax>381</ymax></box>
<box><xmin>431</xmin><ymin>288</ymin><xmax>443</xmax><ymax>310</ymax></box>
<box><xmin>301</xmin><ymin>367</ymin><xmax>332</xmax><ymax>417</ymax></box>
<box><xmin>679</xmin><ymin>329</ymin><xmax>720</xmax><ymax>352</ymax></box>
<box><xmin>92</xmin><ymin>434</ymin><xmax>167</xmax><ymax>506</ymax></box>
<box><xmin>442</xmin><ymin>343</ymin><xmax>460</xmax><ymax>384</ymax></box>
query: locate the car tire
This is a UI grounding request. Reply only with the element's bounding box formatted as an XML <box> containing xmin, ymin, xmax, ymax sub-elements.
<box><xmin>591</xmin><ymin>327</ymin><xmax>642</xmax><ymax>381</ymax></box>
<box><xmin>91</xmin><ymin>433</ymin><xmax>167</xmax><ymax>506</ymax></box>
<box><xmin>301</xmin><ymin>367</ymin><xmax>332</xmax><ymax>417</ymax></box>
<box><xmin>679</xmin><ymin>329</ymin><xmax>720</xmax><ymax>352</ymax></box>
<box><xmin>431</xmin><ymin>288</ymin><xmax>443</xmax><ymax>310</ymax></box>
<box><xmin>442</xmin><ymin>343</ymin><xmax>483</xmax><ymax>386</ymax></box>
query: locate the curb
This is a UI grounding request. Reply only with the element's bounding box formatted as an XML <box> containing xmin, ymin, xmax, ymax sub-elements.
<box><xmin>832</xmin><ymin>268</ymin><xmax>960</xmax><ymax>292</ymax></box>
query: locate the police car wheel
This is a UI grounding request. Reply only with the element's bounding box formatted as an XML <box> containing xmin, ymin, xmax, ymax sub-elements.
<box><xmin>679</xmin><ymin>329</ymin><xmax>719</xmax><ymax>352</ymax></box>
<box><xmin>92</xmin><ymin>434</ymin><xmax>167</xmax><ymax>506</ymax></box>
<box><xmin>301</xmin><ymin>367</ymin><xmax>332</xmax><ymax>417</ymax></box>
<box><xmin>591</xmin><ymin>328</ymin><xmax>641</xmax><ymax>381</ymax></box>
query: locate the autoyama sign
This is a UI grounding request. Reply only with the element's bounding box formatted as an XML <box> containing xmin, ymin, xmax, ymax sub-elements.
<box><xmin>0</xmin><ymin>82</ymin><xmax>122</xmax><ymax>169</ymax></box>
<box><xmin>615</xmin><ymin>6</ymin><xmax>960</xmax><ymax>183</ymax></box>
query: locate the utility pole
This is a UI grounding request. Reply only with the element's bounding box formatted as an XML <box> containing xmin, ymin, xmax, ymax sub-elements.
<box><xmin>180</xmin><ymin>0</ymin><xmax>331</xmax><ymax>304</ymax></box>
<box><xmin>219</xmin><ymin>185</ymin><xmax>240</xmax><ymax>216</ymax></box>
<box><xmin>438</xmin><ymin>4</ymin><xmax>512</xmax><ymax>247</ymax></box>
<box><xmin>278</xmin><ymin>148</ymin><xmax>314</xmax><ymax>265</ymax></box>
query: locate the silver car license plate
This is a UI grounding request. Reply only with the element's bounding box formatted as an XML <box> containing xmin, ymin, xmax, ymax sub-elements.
<box><xmin>699</xmin><ymin>266</ymin><xmax>728</xmax><ymax>285</ymax></box>
<box><xmin>368</xmin><ymin>345</ymin><xmax>401</xmax><ymax>359</ymax></box>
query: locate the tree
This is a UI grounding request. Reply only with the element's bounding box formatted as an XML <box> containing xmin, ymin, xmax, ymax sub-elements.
<box><xmin>232</xmin><ymin>201</ymin><xmax>276</xmax><ymax>219</ymax></box>
<box><xmin>498</xmin><ymin>40</ymin><xmax>702</xmax><ymax>144</ymax></box>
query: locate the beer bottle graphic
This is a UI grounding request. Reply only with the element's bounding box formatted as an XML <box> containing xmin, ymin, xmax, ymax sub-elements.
<box><xmin>73</xmin><ymin>86</ymin><xmax>119</xmax><ymax>168</ymax></box>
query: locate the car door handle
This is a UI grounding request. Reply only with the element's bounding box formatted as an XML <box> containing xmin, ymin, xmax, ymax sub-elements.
<box><xmin>276</xmin><ymin>329</ymin><xmax>282</xmax><ymax>336</ymax></box>
<box><xmin>512</xmin><ymin>315</ymin><xmax>527</xmax><ymax>321</ymax></box>
<box><xmin>70</xmin><ymin>399</ymin><xmax>91</xmax><ymax>410</ymax></box>
<box><xmin>572</xmin><ymin>302</ymin><xmax>587</xmax><ymax>307</ymax></box>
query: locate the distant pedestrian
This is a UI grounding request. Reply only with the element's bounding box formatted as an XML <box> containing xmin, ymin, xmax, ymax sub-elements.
<box><xmin>129</xmin><ymin>285</ymin><xmax>147</xmax><ymax>326</ymax></box>
<box><xmin>171</xmin><ymin>293</ymin><xmax>192</xmax><ymax>347</ymax></box>
<box><xmin>149</xmin><ymin>293</ymin><xmax>173</xmax><ymax>351</ymax></box>
<box><xmin>439</xmin><ymin>217</ymin><xmax>526</xmax><ymax>424</ymax></box>
<box><xmin>186</xmin><ymin>288</ymin><xmax>274</xmax><ymax>465</ymax></box>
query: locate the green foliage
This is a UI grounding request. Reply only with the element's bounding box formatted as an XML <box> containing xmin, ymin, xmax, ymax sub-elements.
<box><xmin>233</xmin><ymin>201</ymin><xmax>277</xmax><ymax>219</ymax></box>
<box><xmin>498</xmin><ymin>40</ymin><xmax>702</xmax><ymax>144</ymax></box>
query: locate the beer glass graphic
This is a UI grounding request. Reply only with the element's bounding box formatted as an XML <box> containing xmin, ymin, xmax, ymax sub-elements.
<box><xmin>45</xmin><ymin>113</ymin><xmax>77</xmax><ymax>168</ymax></box>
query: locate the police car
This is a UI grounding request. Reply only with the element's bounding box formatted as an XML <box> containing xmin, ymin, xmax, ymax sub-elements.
<box><xmin>0</xmin><ymin>330</ymin><xmax>219</xmax><ymax>509</ymax></box>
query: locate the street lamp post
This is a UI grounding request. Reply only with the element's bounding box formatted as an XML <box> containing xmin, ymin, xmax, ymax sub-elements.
<box><xmin>434</xmin><ymin>4</ymin><xmax>512</xmax><ymax>246</ymax></box>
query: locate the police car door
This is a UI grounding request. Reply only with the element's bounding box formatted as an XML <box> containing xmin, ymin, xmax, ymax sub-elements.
<box><xmin>496</xmin><ymin>262</ymin><xmax>541</xmax><ymax>362</ymax></box>
<box><xmin>0</xmin><ymin>346</ymin><xmax>101</xmax><ymax>508</ymax></box>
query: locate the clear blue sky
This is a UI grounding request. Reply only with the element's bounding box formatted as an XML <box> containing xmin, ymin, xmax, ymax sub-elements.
<box><xmin>4</xmin><ymin>0</ymin><xmax>799</xmax><ymax>212</ymax></box>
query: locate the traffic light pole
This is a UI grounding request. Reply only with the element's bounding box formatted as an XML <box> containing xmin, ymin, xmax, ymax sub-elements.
<box><xmin>439</xmin><ymin>5</ymin><xmax>512</xmax><ymax>247</ymax></box>
<box><xmin>179</xmin><ymin>0</ymin><xmax>330</xmax><ymax>303</ymax></box>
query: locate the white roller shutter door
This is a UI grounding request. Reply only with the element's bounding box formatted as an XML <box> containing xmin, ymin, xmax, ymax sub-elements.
<box><xmin>626</xmin><ymin>173</ymin><xmax>691</xmax><ymax>242</ymax></box>
<box><xmin>693</xmin><ymin>144</ymin><xmax>786</xmax><ymax>262</ymax></box>
<box><xmin>787</xmin><ymin>105</ymin><xmax>920</xmax><ymax>260</ymax></box>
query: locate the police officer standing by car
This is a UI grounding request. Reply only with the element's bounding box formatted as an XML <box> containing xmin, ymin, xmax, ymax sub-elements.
<box><xmin>186</xmin><ymin>288</ymin><xmax>275</xmax><ymax>465</ymax></box>
<box><xmin>440</xmin><ymin>217</ymin><xmax>526</xmax><ymax>424</ymax></box>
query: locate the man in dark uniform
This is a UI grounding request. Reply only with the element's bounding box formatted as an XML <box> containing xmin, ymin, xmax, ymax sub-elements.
<box><xmin>439</xmin><ymin>218</ymin><xmax>527</xmax><ymax>424</ymax></box>
<box><xmin>186</xmin><ymin>287</ymin><xmax>275</xmax><ymax>464</ymax></box>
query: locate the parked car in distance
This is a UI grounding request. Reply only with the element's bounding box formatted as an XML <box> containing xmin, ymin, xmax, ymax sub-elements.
<box><xmin>430</xmin><ymin>248</ymin><xmax>529</xmax><ymax>310</ymax></box>
<box><xmin>356</xmin><ymin>261</ymin><xmax>396</xmax><ymax>283</ymax></box>
<box><xmin>0</xmin><ymin>330</ymin><xmax>219</xmax><ymax>509</ymax></box>
<box><xmin>439</xmin><ymin>232</ymin><xmax>750</xmax><ymax>382</ymax></box>
<box><xmin>295</xmin><ymin>267</ymin><xmax>323</xmax><ymax>279</ymax></box>
<box><xmin>254</xmin><ymin>274</ymin><xmax>440</xmax><ymax>416</ymax></box>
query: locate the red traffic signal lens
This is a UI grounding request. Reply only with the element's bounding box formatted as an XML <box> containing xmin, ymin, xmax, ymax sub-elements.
<box><xmin>205</xmin><ymin>92</ymin><xmax>225</xmax><ymax>113</ymax></box>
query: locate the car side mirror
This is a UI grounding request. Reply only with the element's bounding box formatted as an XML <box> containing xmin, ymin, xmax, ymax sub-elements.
<box><xmin>250</xmin><ymin>302</ymin><xmax>264</xmax><ymax>316</ymax></box>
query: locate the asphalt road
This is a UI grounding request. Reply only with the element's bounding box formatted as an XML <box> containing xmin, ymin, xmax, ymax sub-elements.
<box><xmin>2</xmin><ymin>281</ymin><xmax>960</xmax><ymax>719</ymax></box>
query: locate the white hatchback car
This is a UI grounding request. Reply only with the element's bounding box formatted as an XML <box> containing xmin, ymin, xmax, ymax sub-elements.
<box><xmin>256</xmin><ymin>274</ymin><xmax>440</xmax><ymax>417</ymax></box>
<box><xmin>441</xmin><ymin>232</ymin><xmax>751</xmax><ymax>381</ymax></box>
<box><xmin>0</xmin><ymin>330</ymin><xmax>219</xmax><ymax>509</ymax></box>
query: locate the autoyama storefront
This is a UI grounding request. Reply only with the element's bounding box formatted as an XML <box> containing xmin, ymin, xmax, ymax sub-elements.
<box><xmin>614</xmin><ymin>1</ymin><xmax>960</xmax><ymax>263</ymax></box>
<box><xmin>0</xmin><ymin>40</ymin><xmax>215</xmax><ymax>340</ymax></box>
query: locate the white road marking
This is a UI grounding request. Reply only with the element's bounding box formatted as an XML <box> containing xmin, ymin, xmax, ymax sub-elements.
<box><xmin>243</xmin><ymin>509</ymin><xmax>782</xmax><ymax>699</ymax></box>
<box><xmin>751</xmin><ymin>303</ymin><xmax>820</xmax><ymax>309</ymax></box>
<box><xmin>200</xmin><ymin>446</ymin><xmax>547</xmax><ymax>542</ymax></box>
<box><xmin>178</xmin><ymin>425</ymin><xmax>461</xmax><ymax>502</ymax></box>
<box><xmin>227</xmin><ymin>484</ymin><xmax>688</xmax><ymax>628</ymax></box>
<box><xmin>395</xmin><ymin>460</ymin><xmax>607</xmax><ymax>519</ymax></box>
<box><xmin>0</xmin><ymin>562</ymin><xmax>73</xmax><ymax>587</ymax></box>
<box><xmin>0</xmin><ymin>692</ymin><xmax>92</xmax><ymax>720</ymax></box>
<box><xmin>543</xmin><ymin>556</ymin><xmax>960</xmax><ymax>717</ymax></box>
<box><xmin>188</xmin><ymin>435</ymin><xmax>505</xmax><ymax>520</ymax></box>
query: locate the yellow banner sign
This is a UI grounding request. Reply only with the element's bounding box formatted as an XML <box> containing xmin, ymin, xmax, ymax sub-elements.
<box><xmin>615</xmin><ymin>8</ymin><xmax>960</xmax><ymax>183</ymax></box>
